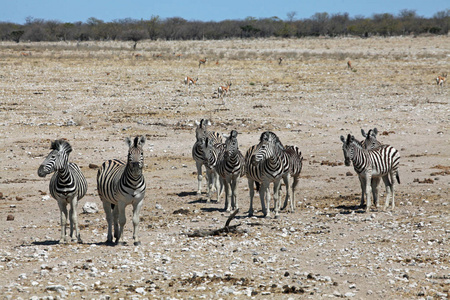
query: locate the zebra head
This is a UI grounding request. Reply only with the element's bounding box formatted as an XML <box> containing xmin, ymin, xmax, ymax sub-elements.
<box><xmin>340</xmin><ymin>134</ymin><xmax>357</xmax><ymax>166</ymax></box>
<box><xmin>200</xmin><ymin>137</ymin><xmax>216</xmax><ymax>169</ymax></box>
<box><xmin>360</xmin><ymin>128</ymin><xmax>381</xmax><ymax>150</ymax></box>
<box><xmin>223</xmin><ymin>130</ymin><xmax>239</xmax><ymax>156</ymax></box>
<box><xmin>37</xmin><ymin>139</ymin><xmax>72</xmax><ymax>177</ymax></box>
<box><xmin>195</xmin><ymin>119</ymin><xmax>211</xmax><ymax>140</ymax></box>
<box><xmin>125</xmin><ymin>136</ymin><xmax>146</xmax><ymax>174</ymax></box>
<box><xmin>251</xmin><ymin>131</ymin><xmax>284</xmax><ymax>165</ymax></box>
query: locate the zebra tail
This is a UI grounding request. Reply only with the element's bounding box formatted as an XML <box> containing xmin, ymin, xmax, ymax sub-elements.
<box><xmin>255</xmin><ymin>181</ymin><xmax>260</xmax><ymax>192</ymax></box>
<box><xmin>396</xmin><ymin>172</ymin><xmax>400</xmax><ymax>184</ymax></box>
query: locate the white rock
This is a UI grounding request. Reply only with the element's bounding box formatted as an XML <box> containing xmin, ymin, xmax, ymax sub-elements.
<box><xmin>82</xmin><ymin>202</ymin><xmax>99</xmax><ymax>214</ymax></box>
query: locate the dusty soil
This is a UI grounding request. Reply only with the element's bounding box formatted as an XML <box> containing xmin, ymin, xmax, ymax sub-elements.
<box><xmin>0</xmin><ymin>36</ymin><xmax>449</xmax><ymax>299</ymax></box>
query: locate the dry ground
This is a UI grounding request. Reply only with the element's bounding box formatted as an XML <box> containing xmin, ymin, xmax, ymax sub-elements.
<box><xmin>0</xmin><ymin>36</ymin><xmax>449</xmax><ymax>299</ymax></box>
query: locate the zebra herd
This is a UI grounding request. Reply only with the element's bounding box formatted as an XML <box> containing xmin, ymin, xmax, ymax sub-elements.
<box><xmin>37</xmin><ymin>120</ymin><xmax>400</xmax><ymax>246</ymax></box>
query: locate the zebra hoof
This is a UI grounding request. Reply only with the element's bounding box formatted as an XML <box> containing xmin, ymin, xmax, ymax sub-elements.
<box><xmin>105</xmin><ymin>240</ymin><xmax>115</xmax><ymax>246</ymax></box>
<box><xmin>134</xmin><ymin>241</ymin><xmax>141</xmax><ymax>246</ymax></box>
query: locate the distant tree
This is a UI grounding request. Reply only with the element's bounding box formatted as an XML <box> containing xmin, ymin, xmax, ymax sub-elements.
<box><xmin>121</xmin><ymin>29</ymin><xmax>148</xmax><ymax>49</ymax></box>
<box><xmin>10</xmin><ymin>30</ymin><xmax>24</xmax><ymax>42</ymax></box>
<box><xmin>286</xmin><ymin>11</ymin><xmax>297</xmax><ymax>22</ymax></box>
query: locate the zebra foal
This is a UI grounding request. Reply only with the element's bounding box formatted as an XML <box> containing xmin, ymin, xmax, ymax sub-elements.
<box><xmin>340</xmin><ymin>134</ymin><xmax>400</xmax><ymax>212</ymax></box>
<box><xmin>38</xmin><ymin>139</ymin><xmax>87</xmax><ymax>243</ymax></box>
<box><xmin>97</xmin><ymin>136</ymin><xmax>146</xmax><ymax>246</ymax></box>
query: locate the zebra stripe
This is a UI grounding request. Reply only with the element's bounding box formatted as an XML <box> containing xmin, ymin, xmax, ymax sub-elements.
<box><xmin>341</xmin><ymin>134</ymin><xmax>400</xmax><ymax>212</ymax></box>
<box><xmin>192</xmin><ymin>119</ymin><xmax>222</xmax><ymax>199</ymax></box>
<box><xmin>245</xmin><ymin>131</ymin><xmax>290</xmax><ymax>218</ymax></box>
<box><xmin>38</xmin><ymin>139</ymin><xmax>87</xmax><ymax>243</ymax></box>
<box><xmin>97</xmin><ymin>136</ymin><xmax>146</xmax><ymax>246</ymax></box>
<box><xmin>281</xmin><ymin>145</ymin><xmax>303</xmax><ymax>212</ymax></box>
<box><xmin>361</xmin><ymin>128</ymin><xmax>382</xmax><ymax>150</ymax></box>
<box><xmin>215</xmin><ymin>130</ymin><xmax>245</xmax><ymax>211</ymax></box>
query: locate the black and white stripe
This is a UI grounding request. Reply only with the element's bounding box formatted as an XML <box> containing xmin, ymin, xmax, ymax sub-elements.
<box><xmin>340</xmin><ymin>134</ymin><xmax>400</xmax><ymax>212</ymax></box>
<box><xmin>200</xmin><ymin>135</ymin><xmax>225</xmax><ymax>202</ymax></box>
<box><xmin>192</xmin><ymin>119</ymin><xmax>222</xmax><ymax>200</ymax></box>
<box><xmin>245</xmin><ymin>131</ymin><xmax>290</xmax><ymax>218</ymax></box>
<box><xmin>97</xmin><ymin>136</ymin><xmax>146</xmax><ymax>246</ymax></box>
<box><xmin>38</xmin><ymin>139</ymin><xmax>87</xmax><ymax>243</ymax></box>
<box><xmin>281</xmin><ymin>145</ymin><xmax>303</xmax><ymax>212</ymax></box>
<box><xmin>215</xmin><ymin>130</ymin><xmax>245</xmax><ymax>211</ymax></box>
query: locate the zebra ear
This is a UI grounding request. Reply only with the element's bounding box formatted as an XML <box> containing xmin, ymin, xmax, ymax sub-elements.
<box><xmin>340</xmin><ymin>135</ymin><xmax>346</xmax><ymax>143</ymax></box>
<box><xmin>195</xmin><ymin>120</ymin><xmax>200</xmax><ymax>126</ymax></box>
<box><xmin>361</xmin><ymin>129</ymin><xmax>367</xmax><ymax>138</ymax></box>
<box><xmin>223</xmin><ymin>133</ymin><xmax>229</xmax><ymax>139</ymax></box>
<box><xmin>230</xmin><ymin>130</ymin><xmax>238</xmax><ymax>138</ymax></box>
<box><xmin>373</xmin><ymin>128</ymin><xmax>378</xmax><ymax>136</ymax></box>
<box><xmin>125</xmin><ymin>137</ymin><xmax>132</xmax><ymax>147</ymax></box>
<box><xmin>139</xmin><ymin>135</ymin><xmax>146</xmax><ymax>146</ymax></box>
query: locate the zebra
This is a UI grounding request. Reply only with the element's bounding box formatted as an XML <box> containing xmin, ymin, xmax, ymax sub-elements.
<box><xmin>214</xmin><ymin>130</ymin><xmax>245</xmax><ymax>211</ymax></box>
<box><xmin>97</xmin><ymin>136</ymin><xmax>146</xmax><ymax>246</ymax></box>
<box><xmin>37</xmin><ymin>139</ymin><xmax>87</xmax><ymax>244</ymax></box>
<box><xmin>245</xmin><ymin>131</ymin><xmax>290</xmax><ymax>218</ymax></box>
<box><xmin>280</xmin><ymin>145</ymin><xmax>303</xmax><ymax>213</ymax></box>
<box><xmin>192</xmin><ymin>119</ymin><xmax>223</xmax><ymax>200</ymax></box>
<box><xmin>199</xmin><ymin>135</ymin><xmax>225</xmax><ymax>203</ymax></box>
<box><xmin>340</xmin><ymin>134</ymin><xmax>400</xmax><ymax>212</ymax></box>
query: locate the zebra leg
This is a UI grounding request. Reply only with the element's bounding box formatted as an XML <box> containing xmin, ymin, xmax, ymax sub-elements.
<box><xmin>58</xmin><ymin>200</ymin><xmax>68</xmax><ymax>243</ymax></box>
<box><xmin>223</xmin><ymin>178</ymin><xmax>231</xmax><ymax>211</ymax></box>
<box><xmin>231</xmin><ymin>177</ymin><xmax>238</xmax><ymax>210</ymax></box>
<box><xmin>371</xmin><ymin>177</ymin><xmax>381</xmax><ymax>208</ymax></box>
<box><xmin>196</xmin><ymin>161</ymin><xmax>203</xmax><ymax>195</ymax></box>
<box><xmin>390</xmin><ymin>172</ymin><xmax>396</xmax><ymax>210</ymax></box>
<box><xmin>382</xmin><ymin>175</ymin><xmax>392</xmax><ymax>210</ymax></box>
<box><xmin>358</xmin><ymin>175</ymin><xmax>366</xmax><ymax>208</ymax></box>
<box><xmin>113</xmin><ymin>204</ymin><xmax>119</xmax><ymax>240</ymax></box>
<box><xmin>291</xmin><ymin>176</ymin><xmax>299</xmax><ymax>213</ymax></box>
<box><xmin>215</xmin><ymin>171</ymin><xmax>223</xmax><ymax>203</ymax></box>
<box><xmin>69</xmin><ymin>196</ymin><xmax>82</xmax><ymax>243</ymax></box>
<box><xmin>248</xmin><ymin>179</ymin><xmax>255</xmax><ymax>217</ymax></box>
<box><xmin>365</xmin><ymin>175</ymin><xmax>372</xmax><ymax>213</ymax></box>
<box><xmin>205</xmin><ymin>168</ymin><xmax>213</xmax><ymax>202</ymax></box>
<box><xmin>102</xmin><ymin>201</ymin><xmax>114</xmax><ymax>244</ymax></box>
<box><xmin>116</xmin><ymin>201</ymin><xmax>127</xmax><ymax>245</ymax></box>
<box><xmin>273</xmin><ymin>179</ymin><xmax>282</xmax><ymax>218</ymax></box>
<box><xmin>260</xmin><ymin>182</ymin><xmax>270</xmax><ymax>218</ymax></box>
<box><xmin>132</xmin><ymin>200</ymin><xmax>144</xmax><ymax>246</ymax></box>
<box><xmin>281</xmin><ymin>174</ymin><xmax>290</xmax><ymax>211</ymax></box>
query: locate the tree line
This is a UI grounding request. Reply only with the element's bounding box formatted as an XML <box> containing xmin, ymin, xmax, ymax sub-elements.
<box><xmin>1</xmin><ymin>9</ymin><xmax>449</xmax><ymax>44</ymax></box>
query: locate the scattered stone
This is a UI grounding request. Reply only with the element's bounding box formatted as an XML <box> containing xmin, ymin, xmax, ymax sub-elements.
<box><xmin>82</xmin><ymin>202</ymin><xmax>99</xmax><ymax>214</ymax></box>
<box><xmin>6</xmin><ymin>214</ymin><xmax>14</xmax><ymax>221</ymax></box>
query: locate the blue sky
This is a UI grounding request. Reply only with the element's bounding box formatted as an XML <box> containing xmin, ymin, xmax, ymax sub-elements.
<box><xmin>1</xmin><ymin>0</ymin><xmax>446</xmax><ymax>24</ymax></box>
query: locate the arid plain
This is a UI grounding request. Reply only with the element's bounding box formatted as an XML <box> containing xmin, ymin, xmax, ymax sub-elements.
<box><xmin>0</xmin><ymin>36</ymin><xmax>449</xmax><ymax>299</ymax></box>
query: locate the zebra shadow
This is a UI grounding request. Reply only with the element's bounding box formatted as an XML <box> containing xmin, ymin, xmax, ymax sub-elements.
<box><xmin>336</xmin><ymin>204</ymin><xmax>366</xmax><ymax>214</ymax></box>
<box><xmin>177</xmin><ymin>191</ymin><xmax>197</xmax><ymax>197</ymax></box>
<box><xmin>32</xmin><ymin>240</ymin><xmax>60</xmax><ymax>246</ymax></box>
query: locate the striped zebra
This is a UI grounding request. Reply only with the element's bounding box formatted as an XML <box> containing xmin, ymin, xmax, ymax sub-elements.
<box><xmin>280</xmin><ymin>145</ymin><xmax>303</xmax><ymax>213</ymax></box>
<box><xmin>200</xmin><ymin>135</ymin><xmax>225</xmax><ymax>202</ymax></box>
<box><xmin>97</xmin><ymin>136</ymin><xmax>146</xmax><ymax>246</ymax></box>
<box><xmin>245</xmin><ymin>131</ymin><xmax>290</xmax><ymax>218</ymax></box>
<box><xmin>215</xmin><ymin>130</ymin><xmax>245</xmax><ymax>211</ymax></box>
<box><xmin>359</xmin><ymin>128</ymin><xmax>384</xmax><ymax>208</ymax></box>
<box><xmin>37</xmin><ymin>139</ymin><xmax>87</xmax><ymax>244</ymax></box>
<box><xmin>192</xmin><ymin>119</ymin><xmax>223</xmax><ymax>201</ymax></box>
<box><xmin>340</xmin><ymin>134</ymin><xmax>400</xmax><ymax>212</ymax></box>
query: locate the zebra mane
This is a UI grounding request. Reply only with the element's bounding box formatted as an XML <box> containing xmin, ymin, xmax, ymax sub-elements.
<box><xmin>50</xmin><ymin>139</ymin><xmax>72</xmax><ymax>153</ymax></box>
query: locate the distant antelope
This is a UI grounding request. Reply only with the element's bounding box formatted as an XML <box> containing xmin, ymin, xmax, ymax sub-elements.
<box><xmin>347</xmin><ymin>60</ymin><xmax>352</xmax><ymax>70</ymax></box>
<box><xmin>278</xmin><ymin>57</ymin><xmax>283</xmax><ymax>65</ymax></box>
<box><xmin>154</xmin><ymin>53</ymin><xmax>162</xmax><ymax>58</ymax></box>
<box><xmin>218</xmin><ymin>82</ymin><xmax>231</xmax><ymax>103</ymax></box>
<box><xmin>175</xmin><ymin>53</ymin><xmax>182</xmax><ymax>60</ymax></box>
<box><xmin>133</xmin><ymin>53</ymin><xmax>143</xmax><ymax>59</ymax></box>
<box><xmin>184</xmin><ymin>76</ymin><xmax>198</xmax><ymax>94</ymax></box>
<box><xmin>436</xmin><ymin>73</ymin><xmax>447</xmax><ymax>88</ymax></box>
<box><xmin>20</xmin><ymin>52</ymin><xmax>31</xmax><ymax>57</ymax></box>
<box><xmin>199</xmin><ymin>58</ymin><xmax>207</xmax><ymax>68</ymax></box>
